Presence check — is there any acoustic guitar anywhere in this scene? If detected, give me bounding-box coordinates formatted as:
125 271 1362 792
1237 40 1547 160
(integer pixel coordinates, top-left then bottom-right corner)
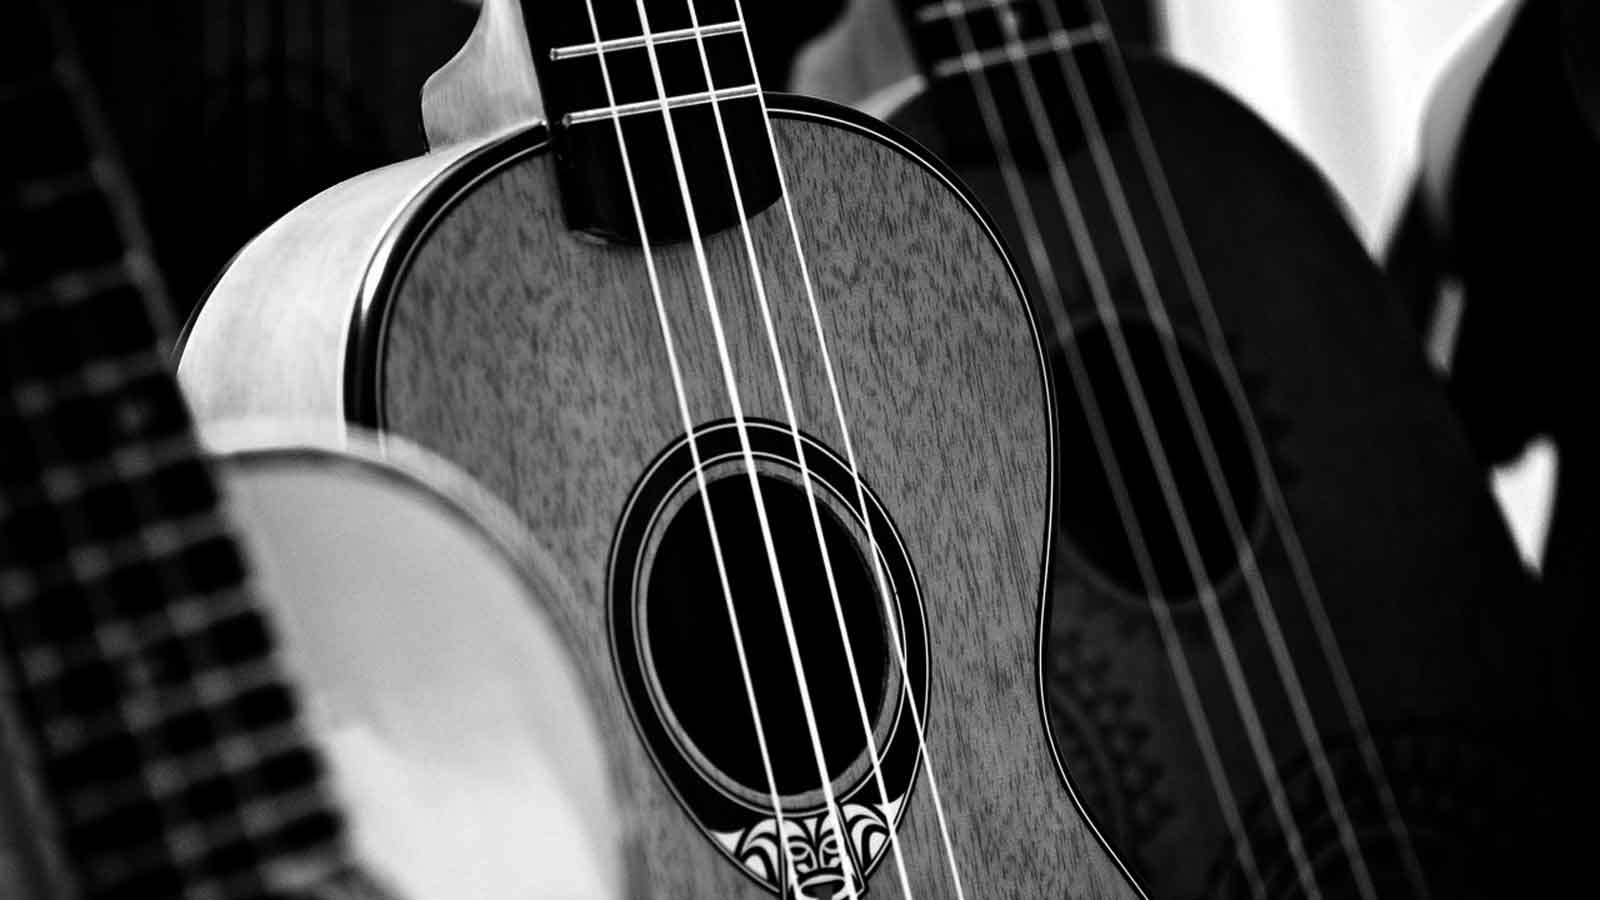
1 8 622 895
177 0 1158 897
793 1 1576 898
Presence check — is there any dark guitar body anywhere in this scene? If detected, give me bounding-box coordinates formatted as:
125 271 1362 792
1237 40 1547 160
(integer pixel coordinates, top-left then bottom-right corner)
1386 0 1597 701
883 46 1570 898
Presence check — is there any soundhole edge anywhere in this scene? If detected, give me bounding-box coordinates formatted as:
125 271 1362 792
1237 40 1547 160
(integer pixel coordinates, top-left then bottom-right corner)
638 457 905 811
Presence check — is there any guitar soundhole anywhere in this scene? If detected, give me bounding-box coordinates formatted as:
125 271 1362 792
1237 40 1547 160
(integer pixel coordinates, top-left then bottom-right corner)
611 421 928 891
644 470 892 799
1056 318 1265 603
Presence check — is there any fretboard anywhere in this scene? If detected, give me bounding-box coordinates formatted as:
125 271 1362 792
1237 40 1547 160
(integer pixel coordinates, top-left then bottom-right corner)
0 5 370 897
532 0 754 125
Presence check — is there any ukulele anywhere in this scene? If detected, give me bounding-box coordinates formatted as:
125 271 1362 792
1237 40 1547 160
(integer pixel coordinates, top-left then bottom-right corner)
793 2 1575 898
179 0 1152 897
1 7 623 896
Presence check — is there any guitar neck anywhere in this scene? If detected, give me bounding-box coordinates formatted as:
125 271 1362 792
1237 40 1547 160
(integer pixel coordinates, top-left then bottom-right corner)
0 6 367 898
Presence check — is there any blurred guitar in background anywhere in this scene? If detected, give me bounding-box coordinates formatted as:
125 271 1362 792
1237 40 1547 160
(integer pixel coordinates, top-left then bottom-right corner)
1 5 624 895
1385 0 1597 842
13 0 1590 897
794 1 1575 897
43 0 870 327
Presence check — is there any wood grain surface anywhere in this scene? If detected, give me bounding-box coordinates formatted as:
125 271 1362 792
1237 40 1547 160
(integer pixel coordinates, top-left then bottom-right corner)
373 107 1141 899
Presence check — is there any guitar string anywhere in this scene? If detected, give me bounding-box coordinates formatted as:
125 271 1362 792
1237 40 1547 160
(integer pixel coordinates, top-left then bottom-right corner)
17 10 331 888
1073 1 1431 895
941 2 1313 896
1025 3 1381 898
574 0 802 889
623 3 862 895
923 13 1273 899
992 1 1380 897
675 1 927 896
727 0 979 891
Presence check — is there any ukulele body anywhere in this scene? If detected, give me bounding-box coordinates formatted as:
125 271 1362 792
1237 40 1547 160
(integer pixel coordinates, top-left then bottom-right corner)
179 97 1143 899
810 37 1562 898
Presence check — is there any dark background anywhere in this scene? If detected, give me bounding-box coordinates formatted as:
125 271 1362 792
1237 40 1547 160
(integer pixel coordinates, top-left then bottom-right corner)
53 0 1156 326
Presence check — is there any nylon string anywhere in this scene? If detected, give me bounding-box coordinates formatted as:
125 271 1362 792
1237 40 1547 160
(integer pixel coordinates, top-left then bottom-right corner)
672 0 934 896
1074 1 1431 895
625 3 861 896
575 0 801 888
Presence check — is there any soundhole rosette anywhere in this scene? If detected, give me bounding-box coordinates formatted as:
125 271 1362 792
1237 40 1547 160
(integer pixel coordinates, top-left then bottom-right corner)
608 420 928 898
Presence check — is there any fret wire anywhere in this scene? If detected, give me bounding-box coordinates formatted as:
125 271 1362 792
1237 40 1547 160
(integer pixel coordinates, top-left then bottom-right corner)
564 84 761 126
549 20 744 61
914 0 1021 24
931 23 1109 79
0 264 139 326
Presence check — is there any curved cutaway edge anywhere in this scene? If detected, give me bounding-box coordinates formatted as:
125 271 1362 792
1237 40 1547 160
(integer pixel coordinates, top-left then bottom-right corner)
341 90 1148 899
